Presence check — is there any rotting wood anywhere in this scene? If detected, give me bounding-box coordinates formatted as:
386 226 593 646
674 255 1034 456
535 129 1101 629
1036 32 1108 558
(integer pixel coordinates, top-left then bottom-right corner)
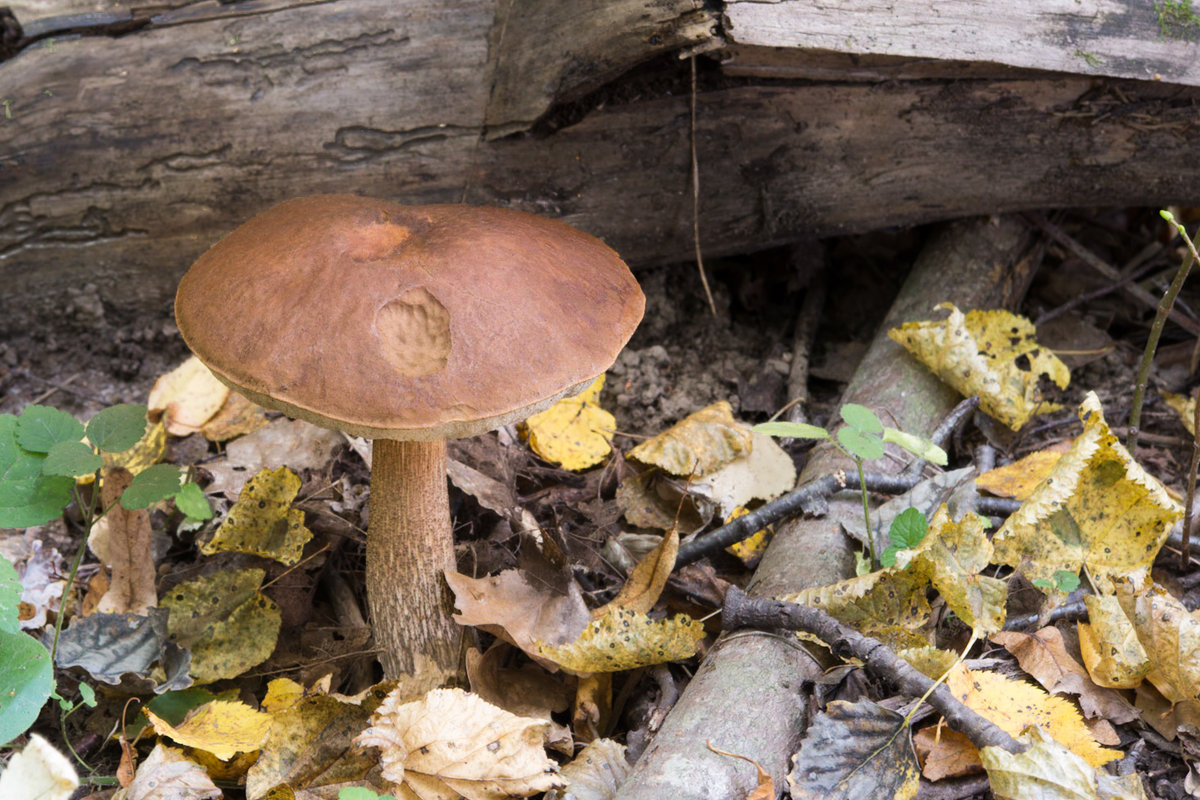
612 216 1037 800
5 0 1200 332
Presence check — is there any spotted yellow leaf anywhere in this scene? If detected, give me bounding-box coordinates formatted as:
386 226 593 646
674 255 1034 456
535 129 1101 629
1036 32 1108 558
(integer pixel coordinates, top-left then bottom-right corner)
946 664 1119 769
1116 579 1200 713
992 392 1181 592
535 607 705 673
724 507 772 567
906 508 1007 635
627 401 753 477
783 568 933 652
144 700 270 761
889 303 1069 430
201 467 312 565
522 376 615 471
1078 594 1150 690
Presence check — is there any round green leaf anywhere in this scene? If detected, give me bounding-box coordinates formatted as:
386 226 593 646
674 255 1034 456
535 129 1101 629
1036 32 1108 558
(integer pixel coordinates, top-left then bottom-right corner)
839 403 883 434
837 427 884 461
42 441 102 478
0 630 54 746
174 482 213 521
0 556 22 635
0 415 45 483
86 404 149 453
882 427 948 466
752 421 830 440
0 474 74 528
16 406 85 454
122 464 184 510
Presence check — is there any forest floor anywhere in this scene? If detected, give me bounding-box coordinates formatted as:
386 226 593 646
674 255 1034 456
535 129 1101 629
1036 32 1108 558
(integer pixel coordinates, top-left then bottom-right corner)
2 207 1198 800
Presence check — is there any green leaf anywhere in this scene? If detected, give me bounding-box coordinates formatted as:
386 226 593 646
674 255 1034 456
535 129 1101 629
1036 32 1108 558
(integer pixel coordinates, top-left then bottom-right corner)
16 406 85 453
752 421 830 440
42 441 102 478
174 482 212 521
78 682 97 708
1053 570 1081 592
0 556 22 635
882 427 948 466
0 415 45 483
889 507 929 549
0 629 54 746
880 545 901 568
340 790 398 800
0 475 75 528
840 403 882 434
122 464 184 510
837 427 884 461
86 404 149 453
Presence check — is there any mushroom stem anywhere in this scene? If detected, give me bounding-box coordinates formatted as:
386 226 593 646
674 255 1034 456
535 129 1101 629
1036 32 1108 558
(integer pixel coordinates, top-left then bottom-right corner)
367 437 461 686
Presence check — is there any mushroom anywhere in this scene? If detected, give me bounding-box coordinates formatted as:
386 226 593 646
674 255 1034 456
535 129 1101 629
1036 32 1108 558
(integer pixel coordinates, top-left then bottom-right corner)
174 195 644 687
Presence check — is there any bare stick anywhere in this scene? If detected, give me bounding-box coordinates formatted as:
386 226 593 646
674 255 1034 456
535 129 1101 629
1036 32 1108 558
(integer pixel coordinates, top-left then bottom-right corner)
690 56 716 315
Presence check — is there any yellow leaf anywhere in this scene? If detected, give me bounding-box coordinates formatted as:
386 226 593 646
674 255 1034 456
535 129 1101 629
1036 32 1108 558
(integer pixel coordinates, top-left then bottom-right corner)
898 646 962 681
148 355 230 436
1163 391 1197 436
535 607 705 673
889 303 1069 430
355 687 564 800
724 507 772 567
627 401 753 477
201 467 312 565
202 392 271 442
603 528 678 616
908 507 1006 635
1116 579 1200 713
1077 594 1151 690
145 700 270 761
522 376 615 471
975 445 1069 501
784 568 933 652
946 665 1120 769
262 678 306 714
247 682 395 800
162 568 282 683
980 726 1147 800
992 392 1181 592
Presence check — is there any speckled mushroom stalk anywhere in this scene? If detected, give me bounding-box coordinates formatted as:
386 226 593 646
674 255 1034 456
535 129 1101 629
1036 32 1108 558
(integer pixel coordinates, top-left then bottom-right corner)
367 438 459 685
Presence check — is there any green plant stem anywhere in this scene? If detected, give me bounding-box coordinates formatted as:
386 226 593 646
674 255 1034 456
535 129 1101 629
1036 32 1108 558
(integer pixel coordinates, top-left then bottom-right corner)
855 457 875 567
1127 214 1200 454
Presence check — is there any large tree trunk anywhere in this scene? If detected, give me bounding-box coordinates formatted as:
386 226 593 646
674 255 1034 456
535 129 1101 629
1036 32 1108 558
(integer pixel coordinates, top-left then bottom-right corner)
3 0 1200 330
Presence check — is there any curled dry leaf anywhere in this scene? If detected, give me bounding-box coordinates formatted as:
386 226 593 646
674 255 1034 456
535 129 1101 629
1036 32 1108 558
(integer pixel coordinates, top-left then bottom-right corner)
148 355 230 437
888 303 1069 430
1163 391 1197 436
201 392 270 442
602 528 678 617
627 401 753 477
1115 579 1200 714
992 392 1181 592
355 687 564 800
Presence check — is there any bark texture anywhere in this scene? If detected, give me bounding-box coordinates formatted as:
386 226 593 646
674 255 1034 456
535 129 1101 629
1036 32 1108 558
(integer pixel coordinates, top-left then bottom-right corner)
612 216 1039 800
366 438 461 687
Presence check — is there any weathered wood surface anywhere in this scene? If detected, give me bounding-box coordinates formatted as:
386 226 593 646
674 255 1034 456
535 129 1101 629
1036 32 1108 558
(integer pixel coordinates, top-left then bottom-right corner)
4 0 1200 333
723 0 1200 85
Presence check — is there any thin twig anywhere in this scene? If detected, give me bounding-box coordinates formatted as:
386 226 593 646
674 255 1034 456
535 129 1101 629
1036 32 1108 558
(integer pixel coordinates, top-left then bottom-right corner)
785 256 825 425
1186 383 1200 570
690 56 716 316
1128 212 1200 454
722 587 1023 755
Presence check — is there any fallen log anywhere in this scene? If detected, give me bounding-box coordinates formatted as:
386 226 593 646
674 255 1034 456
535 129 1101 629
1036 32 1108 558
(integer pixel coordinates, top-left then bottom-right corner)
612 216 1038 800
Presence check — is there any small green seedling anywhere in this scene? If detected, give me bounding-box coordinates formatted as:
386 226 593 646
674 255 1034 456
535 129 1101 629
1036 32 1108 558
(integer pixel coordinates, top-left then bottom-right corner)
0 402 212 747
1032 570 1081 594
339 788 398 800
755 404 947 568
880 507 929 568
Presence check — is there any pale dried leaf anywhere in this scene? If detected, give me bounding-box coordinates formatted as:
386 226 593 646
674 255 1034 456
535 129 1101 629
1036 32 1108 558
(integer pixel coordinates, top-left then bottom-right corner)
545 738 630 800
355 687 564 800
204 419 345 496
627 401 753 477
1078 595 1151 690
126 744 221 800
980 726 1147 800
1116 579 1200 714
148 356 230 437
0 734 78 800
698 432 796 517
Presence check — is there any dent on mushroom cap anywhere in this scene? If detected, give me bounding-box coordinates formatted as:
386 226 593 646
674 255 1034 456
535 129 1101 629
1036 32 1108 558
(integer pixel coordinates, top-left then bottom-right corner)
346 218 411 261
376 287 452 377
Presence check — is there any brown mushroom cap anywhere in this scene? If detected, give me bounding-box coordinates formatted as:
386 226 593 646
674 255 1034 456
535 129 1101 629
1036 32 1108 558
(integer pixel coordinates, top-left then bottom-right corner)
175 195 644 439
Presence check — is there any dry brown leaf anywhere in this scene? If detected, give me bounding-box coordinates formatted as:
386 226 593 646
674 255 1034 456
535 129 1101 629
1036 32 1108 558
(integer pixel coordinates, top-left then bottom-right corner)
87 467 156 616
573 673 611 744
201 392 270 442
627 401 753 477
148 355 230 436
602 529 678 616
465 645 572 752
990 627 1138 724
912 725 983 781
446 569 590 665
355 687 564 800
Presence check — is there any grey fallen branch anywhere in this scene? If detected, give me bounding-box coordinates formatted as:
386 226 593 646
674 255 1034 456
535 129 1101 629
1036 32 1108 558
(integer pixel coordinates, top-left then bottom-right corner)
721 586 1023 755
